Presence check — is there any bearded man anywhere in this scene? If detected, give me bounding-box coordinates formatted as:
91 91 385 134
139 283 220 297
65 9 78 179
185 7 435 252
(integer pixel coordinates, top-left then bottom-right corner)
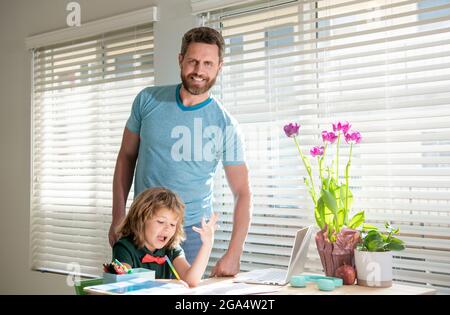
108 27 252 277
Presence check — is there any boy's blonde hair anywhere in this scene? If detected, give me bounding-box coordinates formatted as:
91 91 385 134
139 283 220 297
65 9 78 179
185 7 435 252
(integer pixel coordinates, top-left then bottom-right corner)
118 187 185 249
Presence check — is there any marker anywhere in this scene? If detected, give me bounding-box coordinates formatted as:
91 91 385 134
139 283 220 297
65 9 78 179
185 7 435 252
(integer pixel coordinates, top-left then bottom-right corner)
164 255 181 280
114 259 130 274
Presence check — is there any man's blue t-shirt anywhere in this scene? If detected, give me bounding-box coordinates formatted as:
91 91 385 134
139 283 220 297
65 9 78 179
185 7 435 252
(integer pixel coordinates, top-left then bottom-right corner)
126 84 245 226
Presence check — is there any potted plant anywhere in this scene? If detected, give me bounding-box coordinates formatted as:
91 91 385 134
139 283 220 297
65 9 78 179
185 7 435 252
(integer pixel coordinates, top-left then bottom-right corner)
283 121 366 277
354 222 405 287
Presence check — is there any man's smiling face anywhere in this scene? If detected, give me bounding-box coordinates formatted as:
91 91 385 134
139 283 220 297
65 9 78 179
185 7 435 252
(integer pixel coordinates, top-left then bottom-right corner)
179 42 222 95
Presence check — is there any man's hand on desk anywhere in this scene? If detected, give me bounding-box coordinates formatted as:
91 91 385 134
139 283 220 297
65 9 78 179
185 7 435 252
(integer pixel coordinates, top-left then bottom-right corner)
210 251 240 277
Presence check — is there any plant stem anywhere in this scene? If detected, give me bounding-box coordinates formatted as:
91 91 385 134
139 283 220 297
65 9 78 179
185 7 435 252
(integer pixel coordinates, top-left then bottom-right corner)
294 137 317 204
326 167 332 187
319 143 328 181
336 131 341 183
318 156 323 181
344 143 353 225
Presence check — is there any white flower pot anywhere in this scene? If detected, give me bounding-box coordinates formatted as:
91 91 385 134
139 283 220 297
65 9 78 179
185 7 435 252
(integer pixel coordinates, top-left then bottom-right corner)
354 249 393 288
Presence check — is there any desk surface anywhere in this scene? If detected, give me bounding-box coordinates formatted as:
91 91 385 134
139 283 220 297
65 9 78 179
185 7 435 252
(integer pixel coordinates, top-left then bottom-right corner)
198 276 436 295
85 273 436 295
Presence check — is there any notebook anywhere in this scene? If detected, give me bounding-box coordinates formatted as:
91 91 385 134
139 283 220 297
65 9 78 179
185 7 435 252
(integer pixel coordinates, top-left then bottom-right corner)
233 225 313 285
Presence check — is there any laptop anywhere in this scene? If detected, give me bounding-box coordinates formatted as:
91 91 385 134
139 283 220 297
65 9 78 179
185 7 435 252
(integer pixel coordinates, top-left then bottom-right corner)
233 225 313 285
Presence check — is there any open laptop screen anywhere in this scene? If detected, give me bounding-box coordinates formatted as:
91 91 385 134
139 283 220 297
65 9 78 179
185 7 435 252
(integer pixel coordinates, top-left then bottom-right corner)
233 225 313 285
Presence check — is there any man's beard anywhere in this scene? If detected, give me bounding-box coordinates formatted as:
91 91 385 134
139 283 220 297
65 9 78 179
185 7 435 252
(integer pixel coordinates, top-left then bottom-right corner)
180 72 217 95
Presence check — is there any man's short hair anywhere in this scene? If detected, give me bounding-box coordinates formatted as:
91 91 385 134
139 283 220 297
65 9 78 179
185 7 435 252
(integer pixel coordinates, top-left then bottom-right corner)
181 27 225 61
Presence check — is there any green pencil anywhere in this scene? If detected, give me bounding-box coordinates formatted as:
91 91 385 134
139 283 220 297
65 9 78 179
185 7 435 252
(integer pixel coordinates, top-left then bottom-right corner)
164 255 181 280
114 258 131 274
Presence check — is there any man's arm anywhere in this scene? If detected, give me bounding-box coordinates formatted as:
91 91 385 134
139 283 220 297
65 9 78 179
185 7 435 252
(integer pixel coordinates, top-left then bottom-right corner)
210 163 252 277
108 127 140 247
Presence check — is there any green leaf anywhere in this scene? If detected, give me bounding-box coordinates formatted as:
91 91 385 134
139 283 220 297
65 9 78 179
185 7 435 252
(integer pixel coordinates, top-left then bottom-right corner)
337 208 345 227
329 177 339 192
329 230 336 243
321 188 340 232
367 239 385 251
390 237 404 244
321 177 328 190
322 189 338 214
348 211 365 229
385 237 405 251
339 185 353 206
315 198 325 229
362 223 378 231
364 231 378 244
385 241 405 251
363 230 384 251
323 211 335 229
327 219 335 241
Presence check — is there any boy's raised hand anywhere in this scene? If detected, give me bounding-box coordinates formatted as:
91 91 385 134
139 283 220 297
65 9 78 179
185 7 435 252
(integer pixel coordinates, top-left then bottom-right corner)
192 212 219 247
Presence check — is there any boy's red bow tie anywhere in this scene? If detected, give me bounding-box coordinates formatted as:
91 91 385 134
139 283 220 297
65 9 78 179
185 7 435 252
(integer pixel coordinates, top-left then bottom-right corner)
141 254 166 264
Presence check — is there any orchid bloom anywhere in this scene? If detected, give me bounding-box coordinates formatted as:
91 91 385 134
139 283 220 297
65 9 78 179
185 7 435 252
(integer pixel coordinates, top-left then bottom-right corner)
332 121 351 134
322 131 338 144
345 131 362 144
310 146 325 157
283 123 300 138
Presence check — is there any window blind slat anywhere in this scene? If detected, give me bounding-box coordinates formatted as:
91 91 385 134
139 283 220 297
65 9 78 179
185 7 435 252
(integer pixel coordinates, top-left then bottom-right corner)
35 31 154 60
35 63 154 87
223 27 450 67
34 78 152 100
35 72 154 93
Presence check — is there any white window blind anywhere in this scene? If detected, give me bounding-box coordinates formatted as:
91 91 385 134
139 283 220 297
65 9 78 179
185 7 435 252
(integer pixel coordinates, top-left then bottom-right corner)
205 0 450 293
31 23 154 277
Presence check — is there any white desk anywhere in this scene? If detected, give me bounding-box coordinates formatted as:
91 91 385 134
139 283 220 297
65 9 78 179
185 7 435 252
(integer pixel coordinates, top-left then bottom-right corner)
84 273 436 295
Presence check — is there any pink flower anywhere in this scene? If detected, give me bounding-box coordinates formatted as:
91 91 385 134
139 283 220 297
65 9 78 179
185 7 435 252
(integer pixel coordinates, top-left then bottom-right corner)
283 123 300 138
310 146 325 157
345 131 362 144
332 121 351 134
322 131 338 144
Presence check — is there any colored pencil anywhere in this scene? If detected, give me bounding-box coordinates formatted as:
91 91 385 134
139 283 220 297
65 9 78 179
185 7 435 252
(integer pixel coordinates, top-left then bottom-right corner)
164 255 181 280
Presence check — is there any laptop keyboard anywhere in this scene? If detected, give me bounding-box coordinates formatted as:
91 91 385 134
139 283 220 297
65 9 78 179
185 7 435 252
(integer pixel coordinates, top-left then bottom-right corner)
256 269 287 282
237 268 287 284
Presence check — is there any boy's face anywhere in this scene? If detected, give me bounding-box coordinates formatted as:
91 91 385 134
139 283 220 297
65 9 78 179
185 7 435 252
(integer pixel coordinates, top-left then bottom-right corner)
144 207 179 251
179 42 223 95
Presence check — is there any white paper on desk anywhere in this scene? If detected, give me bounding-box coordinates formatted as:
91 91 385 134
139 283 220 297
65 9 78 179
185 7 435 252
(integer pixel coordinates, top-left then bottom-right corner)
190 281 281 295
126 283 191 295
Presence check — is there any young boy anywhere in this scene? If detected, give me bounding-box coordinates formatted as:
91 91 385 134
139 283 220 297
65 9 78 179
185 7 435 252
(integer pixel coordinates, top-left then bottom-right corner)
112 187 218 287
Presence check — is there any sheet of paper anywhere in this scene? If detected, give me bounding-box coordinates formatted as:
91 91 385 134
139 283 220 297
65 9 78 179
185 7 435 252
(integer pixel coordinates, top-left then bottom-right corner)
190 281 282 295
126 283 191 295
232 268 286 284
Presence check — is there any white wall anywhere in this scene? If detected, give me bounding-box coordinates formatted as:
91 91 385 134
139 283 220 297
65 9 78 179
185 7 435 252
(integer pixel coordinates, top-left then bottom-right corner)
0 0 196 294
